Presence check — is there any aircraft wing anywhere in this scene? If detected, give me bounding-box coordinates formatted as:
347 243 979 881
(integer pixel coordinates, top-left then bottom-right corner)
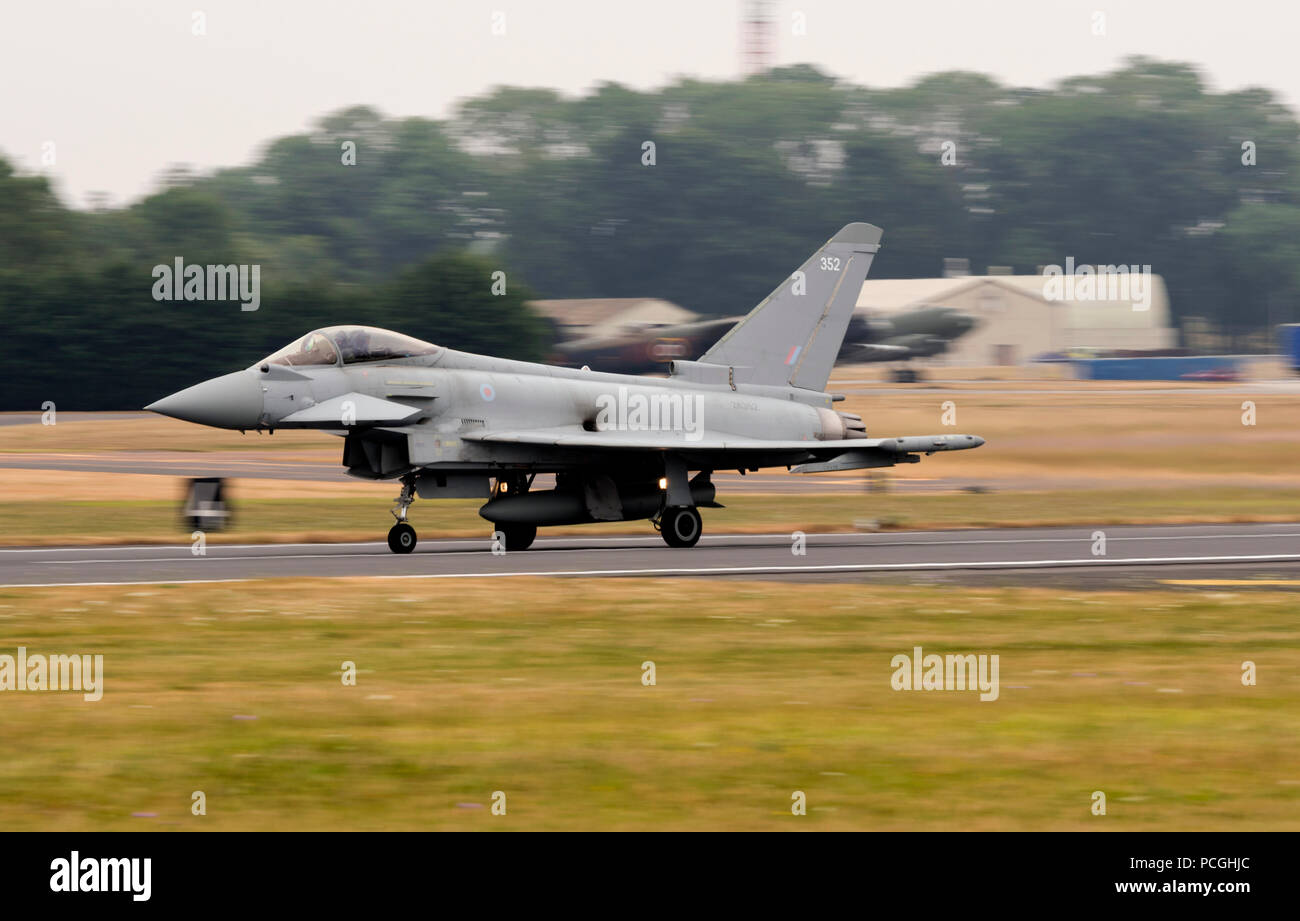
463 427 983 456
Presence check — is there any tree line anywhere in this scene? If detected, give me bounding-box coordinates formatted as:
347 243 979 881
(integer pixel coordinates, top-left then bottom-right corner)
2 56 1298 409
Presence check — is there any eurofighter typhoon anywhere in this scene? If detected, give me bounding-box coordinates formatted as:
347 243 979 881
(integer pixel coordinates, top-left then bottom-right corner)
146 224 984 551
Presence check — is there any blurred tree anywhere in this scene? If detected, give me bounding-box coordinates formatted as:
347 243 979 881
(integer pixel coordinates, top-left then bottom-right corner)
378 251 548 361
6 56 1300 408
0 159 81 268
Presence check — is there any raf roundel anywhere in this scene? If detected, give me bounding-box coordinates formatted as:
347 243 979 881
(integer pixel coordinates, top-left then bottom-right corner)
479 383 496 402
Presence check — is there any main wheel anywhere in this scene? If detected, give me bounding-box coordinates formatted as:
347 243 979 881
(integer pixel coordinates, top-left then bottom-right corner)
498 523 537 551
387 521 417 554
661 507 702 548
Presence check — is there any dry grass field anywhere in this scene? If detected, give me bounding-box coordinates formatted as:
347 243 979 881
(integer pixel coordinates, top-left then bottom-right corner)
0 578 1295 830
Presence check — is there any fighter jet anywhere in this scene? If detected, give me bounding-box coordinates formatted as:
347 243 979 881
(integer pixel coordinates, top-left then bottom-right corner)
146 223 984 552
838 305 976 363
552 316 747 374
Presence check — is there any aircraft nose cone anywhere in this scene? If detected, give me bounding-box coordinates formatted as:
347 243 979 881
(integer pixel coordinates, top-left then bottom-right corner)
145 370 263 429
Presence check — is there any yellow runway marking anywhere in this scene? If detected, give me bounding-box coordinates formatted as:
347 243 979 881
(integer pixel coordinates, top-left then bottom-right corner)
1160 579 1300 586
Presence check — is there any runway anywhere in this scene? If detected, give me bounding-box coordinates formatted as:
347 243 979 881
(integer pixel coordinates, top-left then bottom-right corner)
3 523 1300 589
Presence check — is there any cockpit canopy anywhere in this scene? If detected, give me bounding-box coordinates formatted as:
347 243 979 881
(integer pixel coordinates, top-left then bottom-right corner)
260 326 440 368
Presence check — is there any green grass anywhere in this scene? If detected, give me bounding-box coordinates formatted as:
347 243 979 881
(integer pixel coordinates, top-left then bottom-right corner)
0 579 1296 830
2 487 1299 545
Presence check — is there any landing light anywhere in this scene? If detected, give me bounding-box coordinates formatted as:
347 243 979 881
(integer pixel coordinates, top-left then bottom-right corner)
658 477 667 490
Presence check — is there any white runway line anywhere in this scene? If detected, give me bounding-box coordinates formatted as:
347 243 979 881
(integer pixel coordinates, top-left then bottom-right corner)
2 522 1297 554
25 528 1300 565
7 552 1300 588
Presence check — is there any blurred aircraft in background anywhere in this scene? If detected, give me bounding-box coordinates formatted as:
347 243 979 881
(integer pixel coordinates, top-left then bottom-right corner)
552 303 976 377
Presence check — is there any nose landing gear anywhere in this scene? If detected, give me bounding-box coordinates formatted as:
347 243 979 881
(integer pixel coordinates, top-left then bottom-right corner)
387 475 418 554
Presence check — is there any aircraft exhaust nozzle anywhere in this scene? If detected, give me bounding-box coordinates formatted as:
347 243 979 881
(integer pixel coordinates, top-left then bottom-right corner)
815 407 868 440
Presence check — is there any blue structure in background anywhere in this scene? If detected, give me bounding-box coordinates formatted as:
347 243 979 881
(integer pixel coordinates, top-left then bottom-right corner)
1280 324 1300 374
1072 356 1241 380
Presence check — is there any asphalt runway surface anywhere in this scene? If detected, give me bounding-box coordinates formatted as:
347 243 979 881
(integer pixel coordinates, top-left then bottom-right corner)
4 523 1300 590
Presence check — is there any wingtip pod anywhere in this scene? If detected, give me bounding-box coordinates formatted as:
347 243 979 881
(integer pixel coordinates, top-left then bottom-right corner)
874 434 985 453
831 222 884 247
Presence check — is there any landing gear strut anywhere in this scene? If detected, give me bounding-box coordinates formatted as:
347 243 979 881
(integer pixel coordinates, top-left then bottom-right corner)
493 471 532 498
387 476 417 554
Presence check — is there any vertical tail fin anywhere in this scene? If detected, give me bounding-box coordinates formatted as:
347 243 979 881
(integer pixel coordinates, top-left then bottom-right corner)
700 222 882 391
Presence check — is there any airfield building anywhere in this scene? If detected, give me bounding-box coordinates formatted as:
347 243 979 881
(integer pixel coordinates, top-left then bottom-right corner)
855 273 1177 365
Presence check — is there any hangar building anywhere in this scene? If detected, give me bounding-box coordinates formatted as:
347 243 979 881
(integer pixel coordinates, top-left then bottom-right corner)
854 273 1177 366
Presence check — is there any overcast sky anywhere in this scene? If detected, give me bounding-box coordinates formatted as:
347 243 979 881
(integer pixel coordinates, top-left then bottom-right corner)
2 0 1293 208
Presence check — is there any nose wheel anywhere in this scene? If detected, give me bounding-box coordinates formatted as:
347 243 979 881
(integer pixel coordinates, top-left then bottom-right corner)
388 521 417 554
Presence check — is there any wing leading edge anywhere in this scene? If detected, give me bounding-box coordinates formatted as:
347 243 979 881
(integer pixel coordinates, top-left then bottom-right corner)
462 426 983 456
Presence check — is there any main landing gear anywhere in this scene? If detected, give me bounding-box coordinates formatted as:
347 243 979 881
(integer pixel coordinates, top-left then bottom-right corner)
495 523 537 552
487 472 536 551
382 469 707 553
658 506 702 548
654 456 706 548
387 476 417 554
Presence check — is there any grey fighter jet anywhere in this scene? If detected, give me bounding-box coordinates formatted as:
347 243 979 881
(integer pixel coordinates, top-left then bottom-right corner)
146 223 984 552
